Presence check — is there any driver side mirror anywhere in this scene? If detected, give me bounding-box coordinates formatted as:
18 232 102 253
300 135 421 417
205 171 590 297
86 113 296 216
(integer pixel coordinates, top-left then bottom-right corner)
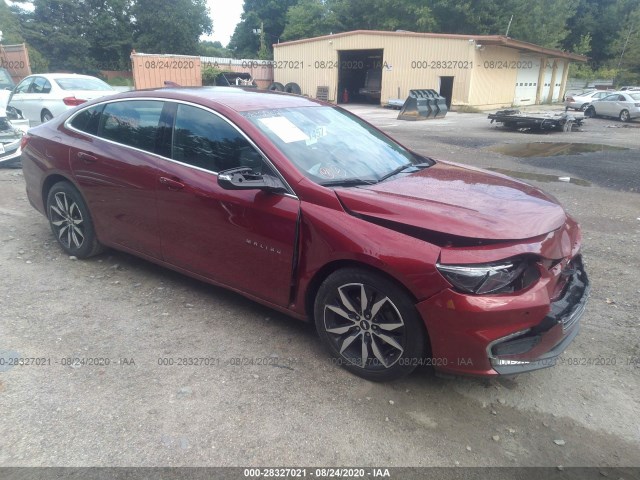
218 167 287 193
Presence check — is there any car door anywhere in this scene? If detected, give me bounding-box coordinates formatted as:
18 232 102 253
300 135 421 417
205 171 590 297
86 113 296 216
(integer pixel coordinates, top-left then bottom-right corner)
67 99 165 258
595 94 619 116
8 77 34 121
155 102 300 307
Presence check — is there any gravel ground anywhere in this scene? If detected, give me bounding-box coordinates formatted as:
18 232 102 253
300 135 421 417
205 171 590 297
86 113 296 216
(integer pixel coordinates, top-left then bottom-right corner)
0 105 639 471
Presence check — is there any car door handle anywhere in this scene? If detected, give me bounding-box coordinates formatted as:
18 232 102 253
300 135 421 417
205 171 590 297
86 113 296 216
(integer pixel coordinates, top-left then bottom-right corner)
77 151 98 163
159 176 185 190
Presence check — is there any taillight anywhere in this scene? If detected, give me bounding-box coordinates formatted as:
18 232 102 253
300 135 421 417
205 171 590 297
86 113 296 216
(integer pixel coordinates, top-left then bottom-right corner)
20 135 30 150
62 96 87 106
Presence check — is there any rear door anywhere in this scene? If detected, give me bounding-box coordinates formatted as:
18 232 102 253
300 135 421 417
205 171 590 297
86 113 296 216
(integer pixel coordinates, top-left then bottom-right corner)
155 102 299 307
595 94 619 116
68 99 165 258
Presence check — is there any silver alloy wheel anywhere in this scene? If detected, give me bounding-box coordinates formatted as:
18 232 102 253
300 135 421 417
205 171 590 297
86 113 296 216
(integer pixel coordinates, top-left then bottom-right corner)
620 110 630 122
323 282 405 369
49 192 85 249
42 110 53 122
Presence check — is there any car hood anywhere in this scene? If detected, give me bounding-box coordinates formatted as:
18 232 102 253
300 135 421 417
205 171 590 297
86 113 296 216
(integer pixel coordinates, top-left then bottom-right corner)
334 161 567 241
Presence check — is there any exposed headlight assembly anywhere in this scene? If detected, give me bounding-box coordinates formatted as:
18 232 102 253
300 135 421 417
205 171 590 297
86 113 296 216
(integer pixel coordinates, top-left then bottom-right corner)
436 258 538 295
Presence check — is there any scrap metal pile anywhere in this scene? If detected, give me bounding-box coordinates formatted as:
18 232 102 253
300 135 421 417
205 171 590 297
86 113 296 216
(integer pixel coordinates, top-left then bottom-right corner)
488 109 584 133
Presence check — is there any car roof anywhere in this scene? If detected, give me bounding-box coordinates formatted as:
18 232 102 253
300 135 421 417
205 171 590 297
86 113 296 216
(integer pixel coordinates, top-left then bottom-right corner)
24 73 103 80
112 87 326 113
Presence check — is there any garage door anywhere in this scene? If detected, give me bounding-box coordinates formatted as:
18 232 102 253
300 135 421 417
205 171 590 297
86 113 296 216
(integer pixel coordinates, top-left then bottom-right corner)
513 55 540 106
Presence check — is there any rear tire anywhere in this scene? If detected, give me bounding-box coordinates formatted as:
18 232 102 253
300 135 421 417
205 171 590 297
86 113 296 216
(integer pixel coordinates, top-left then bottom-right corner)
267 82 284 92
579 103 588 111
41 110 53 123
619 109 630 122
314 268 427 382
584 106 596 118
46 182 104 258
284 82 302 95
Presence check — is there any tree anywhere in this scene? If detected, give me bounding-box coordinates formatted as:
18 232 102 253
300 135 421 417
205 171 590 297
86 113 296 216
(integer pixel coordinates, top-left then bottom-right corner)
18 0 95 72
282 0 337 40
84 0 134 70
198 41 233 58
0 1 25 44
329 0 436 33
132 0 212 55
229 0 298 58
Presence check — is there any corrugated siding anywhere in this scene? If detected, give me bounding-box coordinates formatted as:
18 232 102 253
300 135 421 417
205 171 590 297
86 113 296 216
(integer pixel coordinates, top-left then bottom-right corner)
274 33 579 107
468 46 519 107
131 54 201 89
274 33 475 104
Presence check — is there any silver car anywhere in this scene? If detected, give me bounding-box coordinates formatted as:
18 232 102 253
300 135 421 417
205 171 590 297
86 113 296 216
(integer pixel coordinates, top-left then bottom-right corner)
564 90 611 111
8 73 114 124
0 106 26 167
586 91 640 122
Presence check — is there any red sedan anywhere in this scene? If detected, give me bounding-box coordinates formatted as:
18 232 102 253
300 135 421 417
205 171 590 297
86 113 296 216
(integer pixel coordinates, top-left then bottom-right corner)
20 87 590 381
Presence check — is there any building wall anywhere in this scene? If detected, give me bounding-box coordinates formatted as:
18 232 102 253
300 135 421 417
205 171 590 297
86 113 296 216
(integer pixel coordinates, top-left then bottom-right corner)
467 46 520 108
274 33 477 105
274 32 580 108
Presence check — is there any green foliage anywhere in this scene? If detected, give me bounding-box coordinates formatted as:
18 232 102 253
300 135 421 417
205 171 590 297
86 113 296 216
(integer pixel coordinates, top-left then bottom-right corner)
0 2 25 44
201 66 223 86
133 0 212 55
11 0 213 74
229 0 298 58
107 76 134 86
26 46 50 73
198 41 233 58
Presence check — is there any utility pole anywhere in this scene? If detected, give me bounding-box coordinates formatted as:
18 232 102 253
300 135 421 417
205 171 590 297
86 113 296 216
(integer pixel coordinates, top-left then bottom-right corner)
505 15 513 37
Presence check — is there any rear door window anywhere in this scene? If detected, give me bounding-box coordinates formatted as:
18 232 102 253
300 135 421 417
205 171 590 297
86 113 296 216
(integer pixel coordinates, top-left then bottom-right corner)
99 100 164 153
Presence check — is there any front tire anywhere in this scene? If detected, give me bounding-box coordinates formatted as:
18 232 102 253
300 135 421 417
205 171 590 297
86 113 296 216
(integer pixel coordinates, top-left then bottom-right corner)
619 109 630 122
314 268 426 381
46 182 104 258
584 106 596 118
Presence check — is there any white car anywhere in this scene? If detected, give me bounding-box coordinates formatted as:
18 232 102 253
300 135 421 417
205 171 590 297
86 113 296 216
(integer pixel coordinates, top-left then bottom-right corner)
586 91 640 122
563 90 611 111
8 73 115 124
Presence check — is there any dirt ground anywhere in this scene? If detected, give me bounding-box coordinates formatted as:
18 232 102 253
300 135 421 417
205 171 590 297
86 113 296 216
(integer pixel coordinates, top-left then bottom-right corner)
0 105 639 472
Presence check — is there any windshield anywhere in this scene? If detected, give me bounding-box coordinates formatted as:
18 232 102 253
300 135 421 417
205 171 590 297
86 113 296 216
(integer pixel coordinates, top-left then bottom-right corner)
244 106 430 185
55 77 113 91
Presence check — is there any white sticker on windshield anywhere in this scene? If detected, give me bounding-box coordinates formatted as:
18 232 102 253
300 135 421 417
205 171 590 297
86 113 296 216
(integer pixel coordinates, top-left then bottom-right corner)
259 116 309 143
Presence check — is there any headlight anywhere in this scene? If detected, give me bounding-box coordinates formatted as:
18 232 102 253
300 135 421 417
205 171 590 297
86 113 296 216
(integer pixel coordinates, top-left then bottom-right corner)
436 258 538 295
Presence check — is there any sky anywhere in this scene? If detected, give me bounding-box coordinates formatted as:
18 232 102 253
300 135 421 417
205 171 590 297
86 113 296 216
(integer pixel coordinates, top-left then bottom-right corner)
204 0 244 47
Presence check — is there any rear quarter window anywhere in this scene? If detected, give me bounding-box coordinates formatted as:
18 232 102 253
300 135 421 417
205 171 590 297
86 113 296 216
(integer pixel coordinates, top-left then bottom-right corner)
70 104 105 136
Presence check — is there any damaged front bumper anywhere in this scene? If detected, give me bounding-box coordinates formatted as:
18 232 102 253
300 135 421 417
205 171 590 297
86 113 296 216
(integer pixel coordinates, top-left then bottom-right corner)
417 254 590 376
488 255 590 374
